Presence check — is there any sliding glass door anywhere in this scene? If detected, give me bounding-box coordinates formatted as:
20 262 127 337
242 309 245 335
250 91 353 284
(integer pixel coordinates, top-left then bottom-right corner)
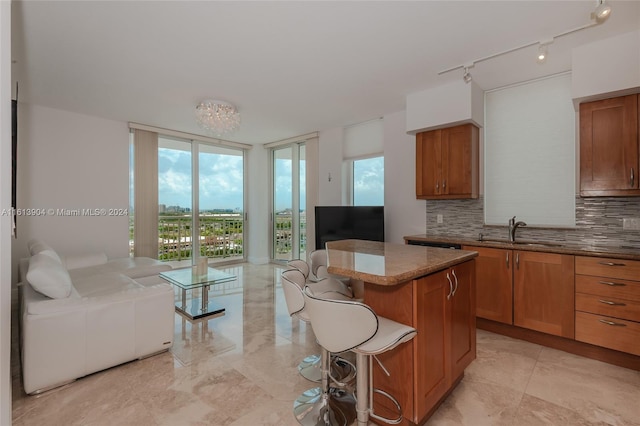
158 136 245 263
272 143 306 262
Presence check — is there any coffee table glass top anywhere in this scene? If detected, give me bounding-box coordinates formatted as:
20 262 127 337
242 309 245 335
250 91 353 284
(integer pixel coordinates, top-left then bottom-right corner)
160 267 237 290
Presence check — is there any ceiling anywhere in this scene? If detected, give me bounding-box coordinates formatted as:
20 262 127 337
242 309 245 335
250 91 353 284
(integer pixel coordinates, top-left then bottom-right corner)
11 1 640 145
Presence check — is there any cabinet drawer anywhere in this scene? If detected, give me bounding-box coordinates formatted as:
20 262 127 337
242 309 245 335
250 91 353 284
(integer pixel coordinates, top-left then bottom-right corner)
575 275 640 302
575 311 640 356
575 256 640 281
576 293 640 322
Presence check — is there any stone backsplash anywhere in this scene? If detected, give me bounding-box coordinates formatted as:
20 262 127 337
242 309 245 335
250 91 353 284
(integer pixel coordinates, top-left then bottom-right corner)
425 196 640 251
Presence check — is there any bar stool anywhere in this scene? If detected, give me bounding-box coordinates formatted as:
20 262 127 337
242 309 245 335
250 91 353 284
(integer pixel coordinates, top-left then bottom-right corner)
303 285 417 426
285 261 355 383
281 269 357 426
288 259 353 298
308 249 364 300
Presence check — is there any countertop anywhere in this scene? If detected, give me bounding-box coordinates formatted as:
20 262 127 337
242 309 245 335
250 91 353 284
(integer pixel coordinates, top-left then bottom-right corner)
403 234 640 261
325 239 478 286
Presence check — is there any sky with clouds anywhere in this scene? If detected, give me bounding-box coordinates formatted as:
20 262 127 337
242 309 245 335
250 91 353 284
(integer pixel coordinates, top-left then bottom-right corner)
156 142 383 212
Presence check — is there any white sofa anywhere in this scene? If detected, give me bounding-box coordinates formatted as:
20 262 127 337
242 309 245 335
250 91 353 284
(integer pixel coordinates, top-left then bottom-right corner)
19 240 175 394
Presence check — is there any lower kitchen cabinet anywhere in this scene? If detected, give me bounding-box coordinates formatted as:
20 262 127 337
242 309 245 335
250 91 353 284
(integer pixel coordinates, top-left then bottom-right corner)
462 245 512 324
513 251 575 338
575 256 640 356
465 246 575 338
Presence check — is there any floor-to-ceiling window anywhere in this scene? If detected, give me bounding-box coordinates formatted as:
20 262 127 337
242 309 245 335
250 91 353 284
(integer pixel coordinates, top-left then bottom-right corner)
130 125 247 264
271 143 306 262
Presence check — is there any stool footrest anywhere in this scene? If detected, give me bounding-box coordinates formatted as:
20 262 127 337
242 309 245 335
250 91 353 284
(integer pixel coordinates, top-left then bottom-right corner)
368 388 403 425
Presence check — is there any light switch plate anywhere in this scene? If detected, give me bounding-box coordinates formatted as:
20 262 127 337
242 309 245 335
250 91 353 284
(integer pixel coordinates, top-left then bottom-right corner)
437 214 443 224
623 218 640 230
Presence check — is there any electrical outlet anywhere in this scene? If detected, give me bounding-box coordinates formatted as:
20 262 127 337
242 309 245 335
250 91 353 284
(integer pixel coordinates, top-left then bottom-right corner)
623 218 640 230
437 214 443 224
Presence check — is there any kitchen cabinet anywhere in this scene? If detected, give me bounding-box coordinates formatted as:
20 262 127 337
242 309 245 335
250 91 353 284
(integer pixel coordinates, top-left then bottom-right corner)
415 260 475 422
575 256 640 356
462 245 512 324
463 246 575 338
580 94 639 196
513 251 575 338
416 123 479 199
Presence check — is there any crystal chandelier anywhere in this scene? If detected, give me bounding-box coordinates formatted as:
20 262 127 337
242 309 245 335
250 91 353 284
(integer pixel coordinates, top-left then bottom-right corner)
195 100 240 136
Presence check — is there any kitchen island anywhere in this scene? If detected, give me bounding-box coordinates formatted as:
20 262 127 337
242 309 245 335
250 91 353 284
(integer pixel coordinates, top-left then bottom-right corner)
325 240 478 425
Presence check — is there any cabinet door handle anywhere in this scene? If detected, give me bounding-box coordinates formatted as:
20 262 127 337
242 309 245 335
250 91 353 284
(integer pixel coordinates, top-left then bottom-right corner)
506 252 509 269
598 261 626 267
598 299 627 306
435 181 439 192
599 319 627 327
446 273 453 300
442 179 446 190
452 269 459 296
631 167 635 187
598 280 626 287
515 253 520 269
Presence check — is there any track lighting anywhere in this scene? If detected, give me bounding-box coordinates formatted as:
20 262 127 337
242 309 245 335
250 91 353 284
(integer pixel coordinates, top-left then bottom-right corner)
593 0 612 22
439 4 610 79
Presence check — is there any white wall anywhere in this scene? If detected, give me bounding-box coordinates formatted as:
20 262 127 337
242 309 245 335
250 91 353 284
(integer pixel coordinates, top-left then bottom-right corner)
383 110 426 243
318 127 343 205
247 146 269 264
0 1 12 423
406 80 484 134
11 104 129 278
572 30 640 103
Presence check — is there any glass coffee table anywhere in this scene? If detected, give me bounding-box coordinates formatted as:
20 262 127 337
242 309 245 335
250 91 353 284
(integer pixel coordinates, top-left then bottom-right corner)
160 267 237 320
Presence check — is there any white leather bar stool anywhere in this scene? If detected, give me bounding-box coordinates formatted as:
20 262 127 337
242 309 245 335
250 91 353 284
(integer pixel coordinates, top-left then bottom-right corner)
281 269 357 426
309 249 364 300
285 260 355 383
303 285 417 426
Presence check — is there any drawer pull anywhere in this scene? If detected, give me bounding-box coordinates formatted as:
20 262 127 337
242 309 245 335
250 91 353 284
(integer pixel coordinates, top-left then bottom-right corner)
598 280 626 287
598 299 626 307
598 261 626 267
599 319 627 327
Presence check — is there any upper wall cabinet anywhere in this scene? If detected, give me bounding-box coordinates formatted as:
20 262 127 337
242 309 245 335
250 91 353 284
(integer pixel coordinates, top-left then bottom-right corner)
580 94 639 196
416 123 479 200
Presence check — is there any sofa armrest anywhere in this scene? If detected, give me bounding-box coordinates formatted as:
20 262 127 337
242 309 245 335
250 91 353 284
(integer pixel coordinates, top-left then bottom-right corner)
62 252 108 270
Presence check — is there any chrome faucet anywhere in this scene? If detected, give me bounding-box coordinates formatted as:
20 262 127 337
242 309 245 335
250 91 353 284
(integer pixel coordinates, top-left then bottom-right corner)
508 216 527 242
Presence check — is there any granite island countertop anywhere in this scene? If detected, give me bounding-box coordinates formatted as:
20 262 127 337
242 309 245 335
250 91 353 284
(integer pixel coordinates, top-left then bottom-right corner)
403 234 640 261
325 239 478 286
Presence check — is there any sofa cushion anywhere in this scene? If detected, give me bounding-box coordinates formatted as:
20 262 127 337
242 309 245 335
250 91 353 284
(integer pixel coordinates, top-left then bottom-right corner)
26 253 73 299
71 272 143 297
62 252 108 270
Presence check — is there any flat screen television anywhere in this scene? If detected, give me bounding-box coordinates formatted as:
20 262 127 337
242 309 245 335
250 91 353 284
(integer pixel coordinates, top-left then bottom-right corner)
315 206 384 250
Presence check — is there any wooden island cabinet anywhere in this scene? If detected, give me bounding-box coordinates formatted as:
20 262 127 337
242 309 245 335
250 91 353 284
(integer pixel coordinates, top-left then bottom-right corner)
326 240 477 425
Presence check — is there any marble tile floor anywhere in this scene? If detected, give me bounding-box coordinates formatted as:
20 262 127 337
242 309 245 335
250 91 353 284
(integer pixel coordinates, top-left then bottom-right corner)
11 263 640 426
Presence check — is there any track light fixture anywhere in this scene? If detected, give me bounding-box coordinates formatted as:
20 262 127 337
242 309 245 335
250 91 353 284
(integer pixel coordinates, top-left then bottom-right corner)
593 0 612 22
536 39 553 64
462 64 473 83
536 45 547 63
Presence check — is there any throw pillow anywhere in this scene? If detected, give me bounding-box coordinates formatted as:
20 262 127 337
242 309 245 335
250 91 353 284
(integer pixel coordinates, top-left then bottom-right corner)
27 239 53 255
26 253 73 299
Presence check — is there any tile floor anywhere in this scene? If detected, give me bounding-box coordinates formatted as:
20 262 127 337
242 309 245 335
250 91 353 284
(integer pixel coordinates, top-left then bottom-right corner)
11 263 640 426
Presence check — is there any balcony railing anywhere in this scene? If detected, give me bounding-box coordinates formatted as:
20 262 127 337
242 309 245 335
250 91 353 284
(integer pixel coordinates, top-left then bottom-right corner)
129 212 306 262
130 214 244 261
